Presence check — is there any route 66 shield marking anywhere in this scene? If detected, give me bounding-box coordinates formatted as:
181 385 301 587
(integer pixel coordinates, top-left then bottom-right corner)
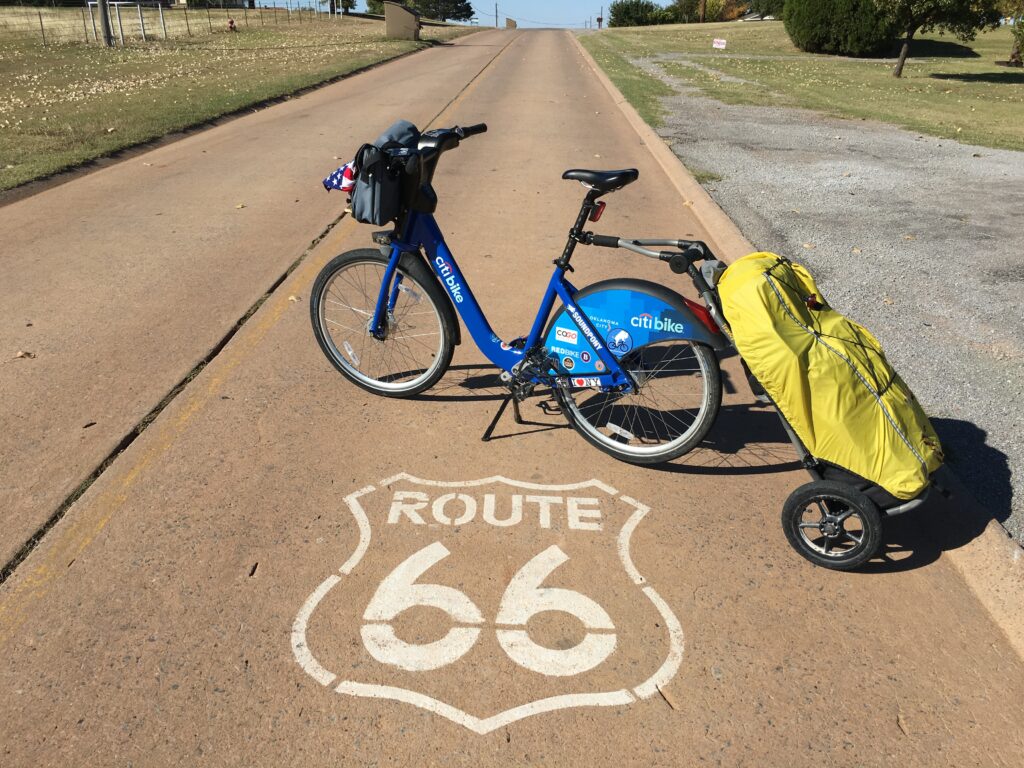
291 474 684 734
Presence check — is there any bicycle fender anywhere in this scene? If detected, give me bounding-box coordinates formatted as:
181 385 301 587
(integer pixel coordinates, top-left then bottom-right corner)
543 278 726 374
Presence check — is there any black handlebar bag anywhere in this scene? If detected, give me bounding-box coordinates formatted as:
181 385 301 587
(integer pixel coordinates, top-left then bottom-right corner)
350 120 421 226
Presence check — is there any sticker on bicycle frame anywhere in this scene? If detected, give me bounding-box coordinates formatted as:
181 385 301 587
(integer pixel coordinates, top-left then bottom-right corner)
606 329 633 355
291 475 684 735
580 351 592 364
555 327 578 345
595 360 606 372
562 356 575 371
571 377 603 388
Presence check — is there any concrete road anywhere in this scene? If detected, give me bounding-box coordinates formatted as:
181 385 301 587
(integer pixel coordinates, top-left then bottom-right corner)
0 28 513 567
2 30 1022 767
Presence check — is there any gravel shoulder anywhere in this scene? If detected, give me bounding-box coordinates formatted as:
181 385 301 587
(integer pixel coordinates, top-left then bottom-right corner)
638 55 1024 543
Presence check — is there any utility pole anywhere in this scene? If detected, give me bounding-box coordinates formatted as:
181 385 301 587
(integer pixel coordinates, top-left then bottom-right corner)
597 6 603 29
97 0 113 46
494 3 498 28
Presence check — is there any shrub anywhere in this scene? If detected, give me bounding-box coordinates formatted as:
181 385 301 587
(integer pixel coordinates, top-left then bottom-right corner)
610 0 674 26
750 0 786 16
783 0 896 57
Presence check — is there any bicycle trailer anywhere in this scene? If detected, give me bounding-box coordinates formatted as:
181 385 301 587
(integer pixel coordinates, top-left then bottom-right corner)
716 252 944 568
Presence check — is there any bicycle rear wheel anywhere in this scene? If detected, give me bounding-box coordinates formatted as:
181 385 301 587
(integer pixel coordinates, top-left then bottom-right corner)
310 249 456 397
555 339 721 464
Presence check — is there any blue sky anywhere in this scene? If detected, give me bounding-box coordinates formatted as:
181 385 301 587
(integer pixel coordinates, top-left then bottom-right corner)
357 1 607 28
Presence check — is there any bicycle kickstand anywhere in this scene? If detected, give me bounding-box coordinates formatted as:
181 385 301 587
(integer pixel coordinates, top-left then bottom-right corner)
480 395 530 442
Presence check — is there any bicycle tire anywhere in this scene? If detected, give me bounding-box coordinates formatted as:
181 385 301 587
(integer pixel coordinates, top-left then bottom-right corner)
554 339 722 465
310 249 456 397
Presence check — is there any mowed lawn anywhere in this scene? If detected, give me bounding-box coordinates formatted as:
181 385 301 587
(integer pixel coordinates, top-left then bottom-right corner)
0 16 472 192
579 21 1024 151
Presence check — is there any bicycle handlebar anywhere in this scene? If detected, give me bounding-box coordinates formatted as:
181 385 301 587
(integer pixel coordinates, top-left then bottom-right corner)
456 123 488 138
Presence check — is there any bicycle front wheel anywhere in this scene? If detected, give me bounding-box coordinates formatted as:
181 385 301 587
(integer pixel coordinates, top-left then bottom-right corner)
555 339 721 464
310 249 456 397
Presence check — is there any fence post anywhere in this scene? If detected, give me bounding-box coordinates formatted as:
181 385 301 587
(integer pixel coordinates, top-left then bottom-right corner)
159 4 167 39
90 5 98 41
184 6 191 36
81 6 90 42
115 4 125 46
37 10 46 46
206 7 212 33
137 4 146 42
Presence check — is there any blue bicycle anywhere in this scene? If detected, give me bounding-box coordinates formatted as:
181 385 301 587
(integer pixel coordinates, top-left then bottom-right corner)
311 123 730 464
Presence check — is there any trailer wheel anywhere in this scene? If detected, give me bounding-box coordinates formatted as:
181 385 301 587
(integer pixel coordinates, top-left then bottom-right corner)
782 481 883 570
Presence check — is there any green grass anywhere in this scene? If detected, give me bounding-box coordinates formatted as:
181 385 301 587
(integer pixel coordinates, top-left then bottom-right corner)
579 21 1024 151
0 15 472 191
578 30 675 126
690 168 723 184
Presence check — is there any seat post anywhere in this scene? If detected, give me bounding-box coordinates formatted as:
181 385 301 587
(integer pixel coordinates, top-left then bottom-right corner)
555 189 600 269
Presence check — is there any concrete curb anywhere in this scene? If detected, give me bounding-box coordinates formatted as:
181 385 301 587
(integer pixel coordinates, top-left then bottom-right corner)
568 30 1024 659
566 31 754 262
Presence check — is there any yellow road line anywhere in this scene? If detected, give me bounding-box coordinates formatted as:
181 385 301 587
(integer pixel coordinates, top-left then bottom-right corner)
0 215 359 647
0 32 516 643
425 31 520 129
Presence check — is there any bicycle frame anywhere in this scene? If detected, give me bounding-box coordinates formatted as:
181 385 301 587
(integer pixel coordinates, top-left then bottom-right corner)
369 210 634 391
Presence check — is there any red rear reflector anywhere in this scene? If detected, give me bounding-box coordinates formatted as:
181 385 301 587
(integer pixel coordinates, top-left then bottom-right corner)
589 201 606 222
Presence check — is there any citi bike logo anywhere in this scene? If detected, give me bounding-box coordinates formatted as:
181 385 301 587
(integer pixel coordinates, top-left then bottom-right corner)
631 312 685 334
434 256 464 304
566 305 603 351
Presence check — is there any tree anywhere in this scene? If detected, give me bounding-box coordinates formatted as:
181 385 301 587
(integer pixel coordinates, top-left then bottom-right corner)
366 0 385 13
1000 2 1024 65
671 0 729 20
750 0 786 15
411 0 474 20
609 0 676 26
342 0 356 12
878 0 1003 77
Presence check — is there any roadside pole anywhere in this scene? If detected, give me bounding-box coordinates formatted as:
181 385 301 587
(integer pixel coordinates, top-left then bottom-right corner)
159 3 167 39
98 0 114 46
37 10 46 45
115 3 125 45
184 6 191 36
90 4 98 41
81 6 89 42
137 4 147 42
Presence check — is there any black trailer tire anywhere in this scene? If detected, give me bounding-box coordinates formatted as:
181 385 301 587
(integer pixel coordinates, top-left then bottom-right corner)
782 481 883 570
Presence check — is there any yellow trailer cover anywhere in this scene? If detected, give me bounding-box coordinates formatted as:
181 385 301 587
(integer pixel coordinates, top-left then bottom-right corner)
718 253 942 500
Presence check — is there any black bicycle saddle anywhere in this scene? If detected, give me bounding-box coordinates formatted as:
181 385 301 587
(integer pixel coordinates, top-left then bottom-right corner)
562 168 639 193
